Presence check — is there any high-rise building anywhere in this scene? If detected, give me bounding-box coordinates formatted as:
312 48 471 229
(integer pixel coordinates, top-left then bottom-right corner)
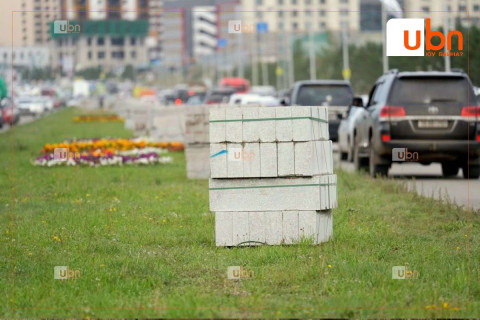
192 6 217 58
51 0 150 72
0 0 62 47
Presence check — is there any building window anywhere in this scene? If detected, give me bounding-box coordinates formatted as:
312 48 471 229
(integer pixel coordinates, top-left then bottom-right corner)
278 0 283 4
87 37 92 46
320 21 326 29
292 0 297 4
98 52 105 59
111 37 125 46
97 37 105 45
319 10 326 16
88 51 92 59
306 11 311 16
256 0 262 4
130 37 136 45
131 51 136 58
459 4 466 11
256 11 263 18
319 0 325 3
305 0 311 4
340 0 347 3
292 10 298 17
278 22 284 29
474 4 480 11
340 10 348 16
112 51 124 59
278 11 284 17
422 6 430 12
293 22 298 30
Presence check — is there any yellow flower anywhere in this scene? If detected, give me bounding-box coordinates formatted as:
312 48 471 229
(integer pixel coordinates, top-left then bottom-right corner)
456 246 460 250
41 220 46 224
86 194 90 197
162 219 166 224
443 302 449 309
327 264 332 268
5 229 8 234
28 252 32 256
100 264 105 267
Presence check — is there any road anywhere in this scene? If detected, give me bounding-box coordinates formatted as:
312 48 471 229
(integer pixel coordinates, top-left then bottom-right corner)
0 114 37 134
333 144 480 211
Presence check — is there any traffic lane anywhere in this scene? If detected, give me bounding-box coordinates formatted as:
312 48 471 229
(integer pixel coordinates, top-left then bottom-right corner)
0 114 36 133
333 144 480 211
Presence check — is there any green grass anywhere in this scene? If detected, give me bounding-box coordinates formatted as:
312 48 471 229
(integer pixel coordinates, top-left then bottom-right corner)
1 108 479 318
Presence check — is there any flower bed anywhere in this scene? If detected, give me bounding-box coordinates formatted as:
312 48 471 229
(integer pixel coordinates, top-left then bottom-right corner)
72 115 124 123
35 138 184 167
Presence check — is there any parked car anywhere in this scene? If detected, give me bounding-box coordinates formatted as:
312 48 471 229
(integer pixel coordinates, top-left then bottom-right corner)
39 96 54 111
229 93 280 106
204 88 235 104
352 69 480 179
338 97 366 161
284 80 354 141
16 96 45 115
1 98 20 126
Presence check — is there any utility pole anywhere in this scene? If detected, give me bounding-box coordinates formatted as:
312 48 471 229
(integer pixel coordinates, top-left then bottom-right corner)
444 3 451 72
308 26 316 80
342 22 350 80
381 2 388 73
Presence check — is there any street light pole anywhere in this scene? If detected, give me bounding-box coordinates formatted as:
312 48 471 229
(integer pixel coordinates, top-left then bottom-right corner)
381 2 388 73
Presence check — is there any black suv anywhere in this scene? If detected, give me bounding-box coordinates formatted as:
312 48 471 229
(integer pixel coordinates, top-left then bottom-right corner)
353 70 480 179
285 80 354 141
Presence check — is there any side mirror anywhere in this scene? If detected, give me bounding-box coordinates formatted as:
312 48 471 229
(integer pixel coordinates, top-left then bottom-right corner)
352 96 364 107
280 97 290 106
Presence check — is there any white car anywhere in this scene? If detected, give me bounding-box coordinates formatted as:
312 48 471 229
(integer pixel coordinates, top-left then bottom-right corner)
338 95 368 162
16 96 45 115
229 93 279 106
39 96 54 111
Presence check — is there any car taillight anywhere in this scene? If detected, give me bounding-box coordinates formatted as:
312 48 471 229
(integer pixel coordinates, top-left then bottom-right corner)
461 106 480 117
477 134 480 142
381 134 391 142
380 105 406 117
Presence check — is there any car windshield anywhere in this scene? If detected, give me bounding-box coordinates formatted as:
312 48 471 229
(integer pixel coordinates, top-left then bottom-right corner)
389 77 474 105
296 85 353 106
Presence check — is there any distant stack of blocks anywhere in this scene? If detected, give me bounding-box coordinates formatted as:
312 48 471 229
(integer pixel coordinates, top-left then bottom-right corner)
209 105 338 246
185 105 210 179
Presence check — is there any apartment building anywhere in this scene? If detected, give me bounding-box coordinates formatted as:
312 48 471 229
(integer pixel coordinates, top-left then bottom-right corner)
50 0 150 71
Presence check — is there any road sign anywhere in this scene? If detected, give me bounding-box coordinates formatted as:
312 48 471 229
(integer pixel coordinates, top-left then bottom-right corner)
217 38 227 48
256 22 268 34
342 68 351 79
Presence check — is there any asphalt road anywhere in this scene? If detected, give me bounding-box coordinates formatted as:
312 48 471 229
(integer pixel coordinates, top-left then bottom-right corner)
333 144 480 211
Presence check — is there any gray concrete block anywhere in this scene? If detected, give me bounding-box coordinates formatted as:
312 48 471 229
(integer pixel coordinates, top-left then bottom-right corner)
227 144 244 178
260 143 278 177
248 211 266 243
292 107 314 141
185 144 210 179
242 106 260 142
282 211 299 244
210 143 227 178
258 107 276 142
225 107 243 142
277 142 295 176
299 210 317 240
265 211 283 244
275 107 293 141
209 175 337 211
243 143 261 178
215 211 233 246
214 210 333 246
232 211 249 244
210 106 226 143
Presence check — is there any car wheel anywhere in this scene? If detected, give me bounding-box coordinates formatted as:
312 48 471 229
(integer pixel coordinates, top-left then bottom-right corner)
353 142 368 172
462 163 480 179
441 162 460 177
369 146 389 178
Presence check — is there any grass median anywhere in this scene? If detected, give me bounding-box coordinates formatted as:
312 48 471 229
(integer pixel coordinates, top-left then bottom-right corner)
0 107 478 318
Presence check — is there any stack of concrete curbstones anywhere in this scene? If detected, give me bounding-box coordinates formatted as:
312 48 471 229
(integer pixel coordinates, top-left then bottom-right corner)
209 105 338 246
185 105 210 179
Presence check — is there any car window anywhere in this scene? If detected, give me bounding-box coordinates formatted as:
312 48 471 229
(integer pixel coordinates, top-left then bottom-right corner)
369 82 384 106
296 85 353 106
